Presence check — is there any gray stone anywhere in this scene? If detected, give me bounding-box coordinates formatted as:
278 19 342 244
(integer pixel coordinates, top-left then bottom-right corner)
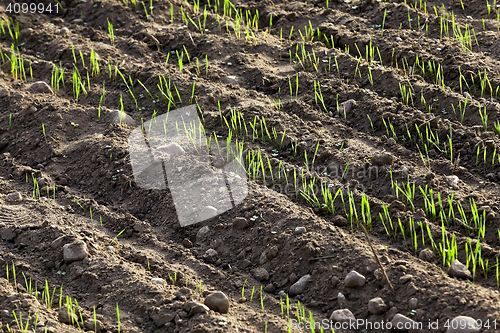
109 110 135 125
329 309 355 324
222 75 239 85
341 99 356 115
419 248 434 262
447 259 472 280
289 274 311 296
332 215 348 226
30 81 53 94
19 28 33 40
264 283 276 293
446 316 481 333
203 249 218 263
391 313 418 331
198 206 218 222
0 88 9 98
151 278 166 285
252 267 269 281
59 27 70 35
344 271 365 288
182 238 193 248
58 306 78 324
368 297 387 315
371 153 395 166
409 298 418 309
188 302 209 316
51 235 75 249
232 217 249 230
5 192 22 202
204 291 230 314
84 318 105 332
400 274 413 283
196 226 210 241
62 240 88 264
294 227 306 234
156 142 185 155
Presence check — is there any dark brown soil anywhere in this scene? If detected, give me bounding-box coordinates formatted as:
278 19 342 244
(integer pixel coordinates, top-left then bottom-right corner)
1 0 500 332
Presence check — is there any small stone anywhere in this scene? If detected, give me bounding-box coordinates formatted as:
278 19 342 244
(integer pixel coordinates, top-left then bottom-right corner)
198 206 218 222
409 298 418 309
109 110 135 125
0 88 9 98
196 226 210 241
188 302 209 316
62 239 88 264
264 283 276 293
203 248 218 263
446 175 459 186
332 215 348 226
156 142 185 155
294 227 306 234
400 274 413 283
51 235 75 249
204 291 230 314
267 245 279 259
329 309 356 324
232 217 249 230
331 276 340 286
371 153 395 166
5 192 22 202
447 259 472 280
419 248 434 262
151 278 166 285
395 36 402 42
222 75 239 85
59 27 70 35
344 271 365 288
289 273 298 284
58 306 78 324
182 238 193 248
30 81 53 94
387 137 396 145
389 200 406 211
446 316 481 333
341 99 356 115
374 269 383 280
19 28 33 40
391 313 418 331
84 318 104 332
252 267 269 281
368 297 387 315
289 274 311 296
72 19 83 23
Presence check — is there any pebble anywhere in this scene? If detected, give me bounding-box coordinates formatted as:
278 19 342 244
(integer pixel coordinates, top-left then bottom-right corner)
264 283 276 293
232 217 249 230
0 88 8 98
51 235 74 249
389 200 406 211
197 206 218 222
400 274 413 283
294 226 306 234
371 153 395 166
59 27 70 35
387 137 396 145
446 316 480 333
341 99 356 114
447 259 472 280
62 239 88 264
391 313 417 331
188 302 209 316
72 19 83 23
374 268 383 280
332 215 347 226
419 248 434 262
196 226 210 241
5 192 22 202
58 306 78 324
203 248 218 263
109 110 135 125
329 309 355 324
19 28 33 40
204 291 230 314
182 238 193 248
446 175 459 186
252 267 269 281
222 75 239 85
156 142 185 155
289 274 311 296
84 318 104 332
395 36 402 42
409 297 418 309
151 278 166 285
368 297 387 315
30 81 53 94
344 271 365 288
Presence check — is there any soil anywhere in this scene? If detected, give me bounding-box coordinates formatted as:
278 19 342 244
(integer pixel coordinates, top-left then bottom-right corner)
0 0 500 332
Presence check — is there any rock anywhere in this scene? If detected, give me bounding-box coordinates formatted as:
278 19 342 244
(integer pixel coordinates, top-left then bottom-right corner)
289 274 311 296
198 206 218 221
409 298 418 309
151 278 166 285
150 309 175 327
395 36 402 42
419 248 434 262
252 267 269 281
329 309 356 324
203 249 218 263
331 276 340 286
59 27 70 35
368 297 387 315
332 215 348 226
259 252 267 265
289 273 298 284
264 283 276 293
373 269 383 280
156 142 185 155
204 291 230 314
196 226 210 241
5 192 22 202
391 313 418 331
371 153 394 166
267 246 279 260
182 238 193 248
389 200 406 211
84 318 105 332
232 217 249 230
400 274 413 283
446 175 459 186
387 137 396 145
294 226 306 234
344 271 365 288
62 240 88 264
446 316 481 333
341 99 356 115
51 235 75 249
188 302 209 316
58 306 78 324
0 88 8 98
19 28 33 40
72 19 83 23
1 228 16 241
109 110 135 125
222 75 239 85
30 81 53 94
447 259 472 280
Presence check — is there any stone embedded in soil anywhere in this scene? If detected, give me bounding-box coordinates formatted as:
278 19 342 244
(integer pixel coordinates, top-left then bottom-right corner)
151 278 166 285
58 306 79 324
1 228 16 241
409 298 418 309
5 192 22 202
62 239 88 264
84 318 105 332
182 238 193 248
341 99 356 114
30 81 53 94
329 309 356 324
0 88 9 98
400 274 413 283
57 27 70 35
419 248 434 262
222 75 239 85
344 271 366 288
289 274 311 296
188 302 210 316
109 110 136 125
252 267 269 281
371 153 395 166
332 215 348 226
150 308 175 327
368 297 387 315
446 175 460 187
447 259 472 280
391 314 417 331
264 283 276 293
294 226 306 234
156 142 185 155
232 217 249 230
196 226 210 241
204 291 230 314
446 316 481 333
51 235 75 249
198 206 218 221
